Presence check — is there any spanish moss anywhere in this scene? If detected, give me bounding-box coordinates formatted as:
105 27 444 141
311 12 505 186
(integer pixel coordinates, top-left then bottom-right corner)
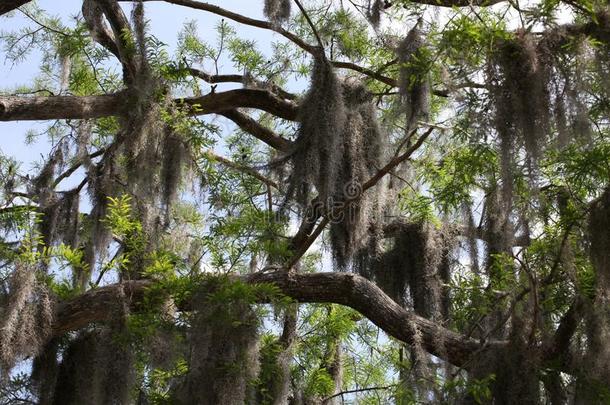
263 0 291 26
0 264 54 376
289 53 346 206
178 289 261 404
330 79 386 268
366 0 383 28
586 188 610 386
397 21 431 130
490 30 551 182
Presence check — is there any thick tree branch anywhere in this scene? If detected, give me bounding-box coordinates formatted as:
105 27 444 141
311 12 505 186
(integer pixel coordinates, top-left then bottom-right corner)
0 89 299 122
0 93 130 121
0 0 30 16
96 0 139 82
54 272 502 368
187 68 298 101
542 298 583 370
220 109 293 152
82 0 121 59
180 89 298 120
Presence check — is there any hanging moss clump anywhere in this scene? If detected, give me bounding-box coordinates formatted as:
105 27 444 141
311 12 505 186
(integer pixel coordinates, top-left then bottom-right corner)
51 331 101 405
490 30 551 185
287 54 388 268
366 0 383 28
482 186 514 275
288 53 347 207
584 188 610 386
31 147 75 250
81 151 119 286
51 287 134 405
177 283 261 404
361 222 456 321
0 263 55 377
38 190 81 252
329 79 386 269
31 339 60 405
264 0 291 26
255 310 296 405
397 21 431 131
161 129 191 222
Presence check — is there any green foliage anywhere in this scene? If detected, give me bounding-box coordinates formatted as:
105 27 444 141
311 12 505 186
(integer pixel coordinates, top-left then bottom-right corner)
255 333 285 404
145 360 189 404
305 368 336 398
576 262 597 300
439 10 510 67
422 143 497 212
1 2 609 403
450 272 492 331
104 195 142 239
227 31 265 73
320 9 371 60
545 140 610 198
396 189 438 224
443 374 495 404
197 275 292 311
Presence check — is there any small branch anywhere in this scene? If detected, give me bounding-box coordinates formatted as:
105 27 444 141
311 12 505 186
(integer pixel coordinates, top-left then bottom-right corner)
322 385 397 401
220 109 293 152
187 67 298 101
203 150 279 189
293 0 325 51
52 148 106 187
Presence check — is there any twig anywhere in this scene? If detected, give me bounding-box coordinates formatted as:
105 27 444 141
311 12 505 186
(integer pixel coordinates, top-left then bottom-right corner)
322 384 397 401
293 0 324 51
52 148 106 187
202 150 279 189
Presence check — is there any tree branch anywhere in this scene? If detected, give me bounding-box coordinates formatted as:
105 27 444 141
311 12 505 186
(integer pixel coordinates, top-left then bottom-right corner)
187 68 298 101
54 272 503 368
220 109 293 152
96 0 140 83
202 150 279 189
0 92 130 121
117 0 449 91
0 0 30 16
82 0 121 59
0 89 299 122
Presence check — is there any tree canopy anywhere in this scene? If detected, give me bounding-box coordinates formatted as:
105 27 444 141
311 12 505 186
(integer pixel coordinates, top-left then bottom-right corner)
0 0 609 403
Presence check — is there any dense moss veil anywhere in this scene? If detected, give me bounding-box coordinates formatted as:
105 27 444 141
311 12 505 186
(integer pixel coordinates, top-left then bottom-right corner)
0 0 608 404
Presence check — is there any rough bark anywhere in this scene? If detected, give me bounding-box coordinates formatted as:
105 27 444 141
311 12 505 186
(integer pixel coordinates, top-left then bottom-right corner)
0 89 298 122
54 272 498 369
0 0 30 15
221 109 293 152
